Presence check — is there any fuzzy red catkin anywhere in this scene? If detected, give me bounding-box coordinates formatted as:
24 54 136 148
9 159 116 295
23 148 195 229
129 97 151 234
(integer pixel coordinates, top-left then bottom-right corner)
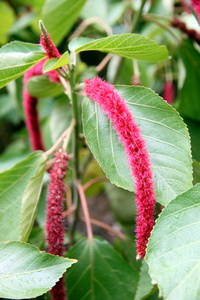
23 59 60 151
191 0 200 22
84 77 156 259
40 27 61 59
46 147 68 300
162 82 174 105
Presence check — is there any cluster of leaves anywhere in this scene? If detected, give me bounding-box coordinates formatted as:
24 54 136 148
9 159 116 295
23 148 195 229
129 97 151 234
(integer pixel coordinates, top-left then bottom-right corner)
0 0 200 299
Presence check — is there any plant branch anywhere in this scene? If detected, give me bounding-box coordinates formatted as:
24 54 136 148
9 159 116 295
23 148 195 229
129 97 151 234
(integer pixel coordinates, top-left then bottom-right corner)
45 128 70 157
96 53 113 73
83 177 108 191
77 182 93 241
80 216 126 240
143 15 181 43
69 17 113 41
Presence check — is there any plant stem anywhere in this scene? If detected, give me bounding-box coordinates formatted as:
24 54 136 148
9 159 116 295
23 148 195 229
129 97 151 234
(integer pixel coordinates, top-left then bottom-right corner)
83 177 108 191
143 15 181 43
45 128 70 157
77 182 93 241
68 72 80 243
80 216 126 240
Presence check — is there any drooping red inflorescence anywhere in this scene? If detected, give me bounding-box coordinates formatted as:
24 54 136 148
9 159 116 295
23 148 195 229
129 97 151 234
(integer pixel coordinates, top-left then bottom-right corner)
40 22 61 59
46 147 68 300
162 82 174 105
171 16 200 45
191 0 200 22
23 59 60 151
84 77 156 259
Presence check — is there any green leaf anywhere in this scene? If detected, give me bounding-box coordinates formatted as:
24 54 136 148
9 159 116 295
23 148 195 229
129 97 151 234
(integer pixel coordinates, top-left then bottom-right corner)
0 241 77 299
20 154 47 242
0 151 45 242
43 51 69 73
82 85 192 206
177 40 200 121
0 2 15 44
26 75 63 98
146 183 200 300
0 42 45 89
70 33 169 62
68 37 94 53
135 260 155 300
42 0 87 45
66 237 138 299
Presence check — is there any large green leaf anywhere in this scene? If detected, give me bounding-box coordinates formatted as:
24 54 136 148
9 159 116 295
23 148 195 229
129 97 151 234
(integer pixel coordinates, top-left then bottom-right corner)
146 183 200 300
82 85 192 206
0 241 76 299
20 154 47 242
27 75 63 98
42 0 87 45
177 40 200 121
69 34 169 62
0 42 45 89
66 237 138 300
0 151 45 242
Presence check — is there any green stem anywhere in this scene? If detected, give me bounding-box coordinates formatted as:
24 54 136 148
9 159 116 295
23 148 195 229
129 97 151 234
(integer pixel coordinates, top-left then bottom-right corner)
112 0 146 84
69 72 80 244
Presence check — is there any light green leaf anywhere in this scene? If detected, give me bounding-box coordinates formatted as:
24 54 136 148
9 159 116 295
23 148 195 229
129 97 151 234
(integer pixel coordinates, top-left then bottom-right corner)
42 0 87 45
0 151 45 242
0 2 15 44
66 237 138 299
26 75 63 98
146 183 200 300
82 85 192 206
135 260 155 300
20 154 47 242
70 33 169 62
0 241 77 299
43 51 69 73
0 42 45 89
69 37 94 53
177 40 200 121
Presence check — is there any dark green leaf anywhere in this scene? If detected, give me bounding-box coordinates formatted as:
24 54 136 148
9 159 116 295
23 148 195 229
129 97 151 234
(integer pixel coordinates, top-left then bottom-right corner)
0 151 45 242
82 85 192 206
193 160 200 185
177 40 200 121
70 34 169 62
0 241 76 299
66 237 138 300
42 0 87 45
146 183 200 300
27 75 63 98
20 154 47 242
0 42 45 89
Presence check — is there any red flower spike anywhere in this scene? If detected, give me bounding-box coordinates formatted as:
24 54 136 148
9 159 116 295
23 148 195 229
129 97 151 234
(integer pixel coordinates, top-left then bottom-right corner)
23 59 60 151
84 77 156 259
46 147 68 300
191 0 200 22
39 20 61 59
171 16 200 45
162 82 174 105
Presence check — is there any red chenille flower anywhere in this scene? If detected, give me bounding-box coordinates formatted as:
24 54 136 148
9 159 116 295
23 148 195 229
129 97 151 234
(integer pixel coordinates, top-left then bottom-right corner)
162 82 174 105
84 77 156 259
46 147 68 300
191 0 200 22
23 59 60 151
